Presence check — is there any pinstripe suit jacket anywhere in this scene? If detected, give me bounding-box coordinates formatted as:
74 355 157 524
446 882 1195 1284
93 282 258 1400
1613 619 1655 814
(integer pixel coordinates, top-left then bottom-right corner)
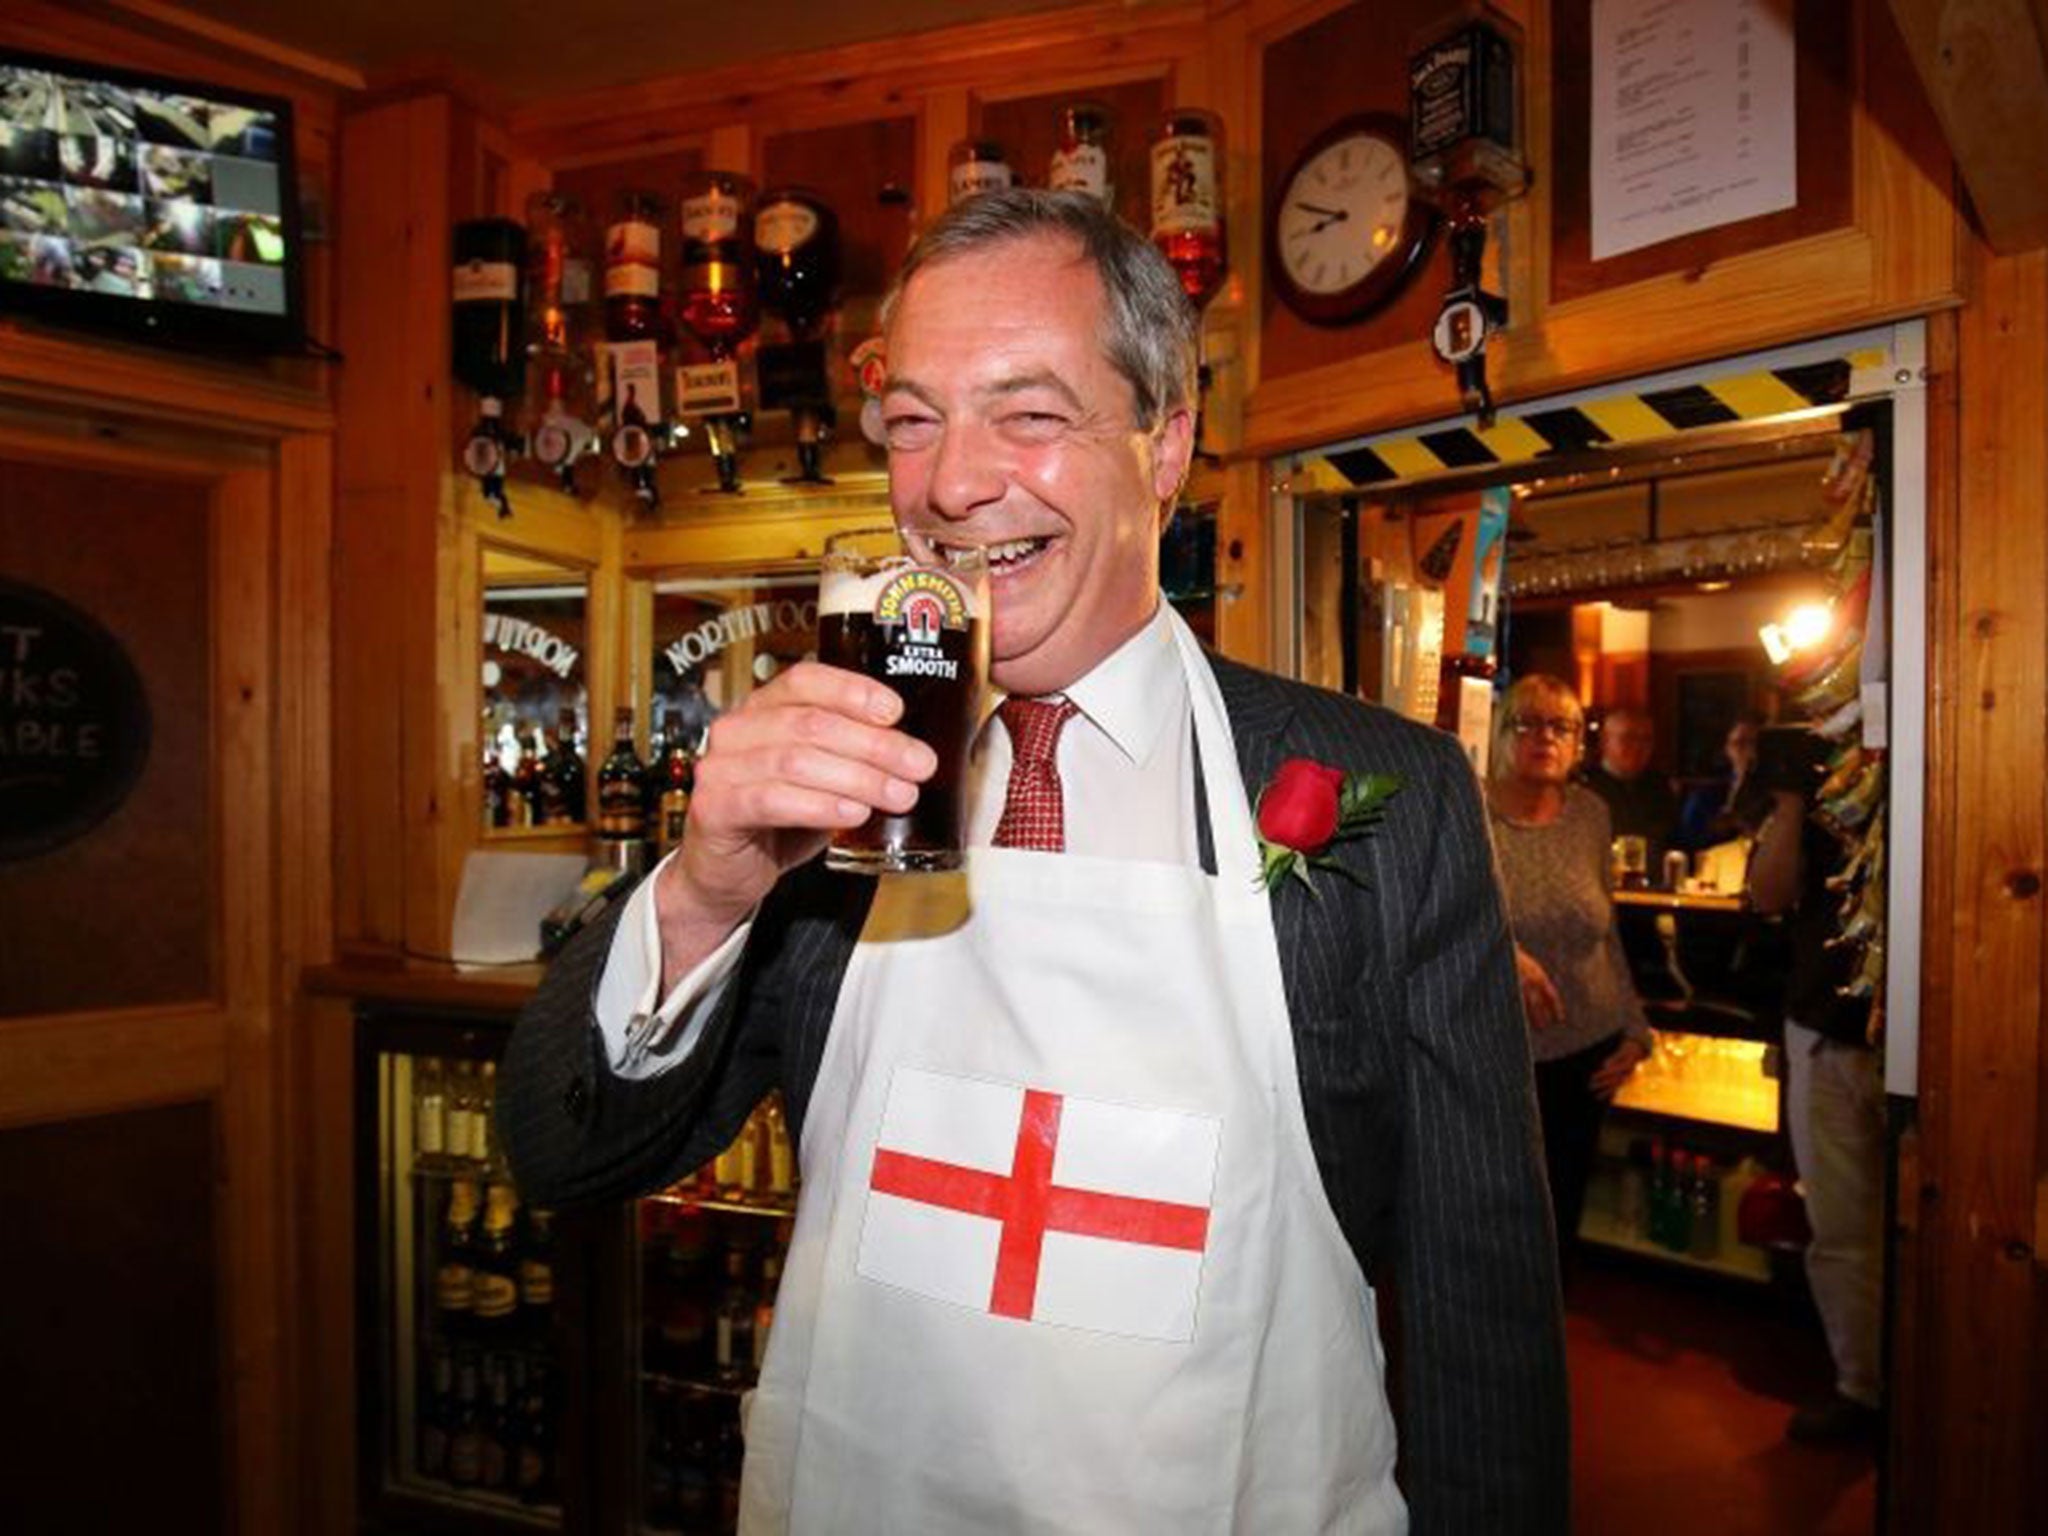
500 652 1569 1534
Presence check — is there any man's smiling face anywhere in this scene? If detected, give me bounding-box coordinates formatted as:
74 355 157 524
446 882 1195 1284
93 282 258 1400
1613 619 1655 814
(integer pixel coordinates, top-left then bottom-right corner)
880 232 1193 697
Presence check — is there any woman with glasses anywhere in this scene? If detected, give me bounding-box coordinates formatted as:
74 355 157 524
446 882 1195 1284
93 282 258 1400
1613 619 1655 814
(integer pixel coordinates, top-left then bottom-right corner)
1487 674 1654 1275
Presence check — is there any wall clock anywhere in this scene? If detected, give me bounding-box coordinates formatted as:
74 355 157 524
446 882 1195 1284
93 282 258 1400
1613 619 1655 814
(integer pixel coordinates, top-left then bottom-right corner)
1268 112 1436 326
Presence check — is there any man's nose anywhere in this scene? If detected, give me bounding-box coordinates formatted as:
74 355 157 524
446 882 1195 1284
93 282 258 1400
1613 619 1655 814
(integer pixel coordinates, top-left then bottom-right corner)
923 420 1006 521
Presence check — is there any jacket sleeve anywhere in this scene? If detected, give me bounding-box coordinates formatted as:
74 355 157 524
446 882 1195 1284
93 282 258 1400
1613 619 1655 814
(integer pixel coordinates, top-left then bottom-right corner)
496 891 783 1210
1396 734 1571 1533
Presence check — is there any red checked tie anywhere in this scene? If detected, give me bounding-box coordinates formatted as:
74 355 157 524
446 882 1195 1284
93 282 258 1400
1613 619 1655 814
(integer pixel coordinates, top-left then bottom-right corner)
993 697 1080 852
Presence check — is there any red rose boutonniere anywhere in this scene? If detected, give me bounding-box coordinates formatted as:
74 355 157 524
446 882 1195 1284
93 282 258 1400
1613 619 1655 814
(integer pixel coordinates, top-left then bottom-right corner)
1254 757 1403 895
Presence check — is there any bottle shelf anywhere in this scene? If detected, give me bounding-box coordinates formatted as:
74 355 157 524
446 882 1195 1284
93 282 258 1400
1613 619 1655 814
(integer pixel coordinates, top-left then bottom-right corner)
646 1191 796 1219
641 1369 749 1399
1579 1205 1772 1283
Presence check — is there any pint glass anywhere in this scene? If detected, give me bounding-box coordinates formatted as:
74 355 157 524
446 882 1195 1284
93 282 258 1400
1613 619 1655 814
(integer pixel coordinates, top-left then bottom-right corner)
819 526 989 873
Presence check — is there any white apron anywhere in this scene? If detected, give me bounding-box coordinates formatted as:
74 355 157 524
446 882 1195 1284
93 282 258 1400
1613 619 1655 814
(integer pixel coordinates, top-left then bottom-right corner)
740 613 1404 1534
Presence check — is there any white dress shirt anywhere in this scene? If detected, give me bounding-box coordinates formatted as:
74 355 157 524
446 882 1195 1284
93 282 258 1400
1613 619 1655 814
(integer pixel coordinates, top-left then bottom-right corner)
594 602 1197 1077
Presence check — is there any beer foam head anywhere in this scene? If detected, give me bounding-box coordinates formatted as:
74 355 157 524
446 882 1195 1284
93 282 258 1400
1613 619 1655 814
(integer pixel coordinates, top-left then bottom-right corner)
819 556 986 619
818 560 905 617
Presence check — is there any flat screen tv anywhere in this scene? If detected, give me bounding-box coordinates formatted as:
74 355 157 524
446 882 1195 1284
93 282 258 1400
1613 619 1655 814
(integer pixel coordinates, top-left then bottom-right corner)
0 48 304 355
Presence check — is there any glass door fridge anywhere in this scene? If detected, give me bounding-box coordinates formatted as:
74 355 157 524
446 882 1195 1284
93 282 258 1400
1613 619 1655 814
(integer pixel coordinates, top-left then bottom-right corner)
357 1004 593 1534
624 1097 796 1535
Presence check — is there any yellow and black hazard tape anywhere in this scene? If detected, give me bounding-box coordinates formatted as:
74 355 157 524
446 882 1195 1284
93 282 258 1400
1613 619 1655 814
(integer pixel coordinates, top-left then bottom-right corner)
1311 350 1882 489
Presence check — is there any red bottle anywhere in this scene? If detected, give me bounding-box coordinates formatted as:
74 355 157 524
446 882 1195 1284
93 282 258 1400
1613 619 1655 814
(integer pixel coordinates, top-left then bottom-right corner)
1150 109 1226 309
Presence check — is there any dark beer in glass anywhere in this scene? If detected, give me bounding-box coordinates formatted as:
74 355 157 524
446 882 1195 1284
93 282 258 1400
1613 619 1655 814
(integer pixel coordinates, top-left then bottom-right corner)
819 527 989 873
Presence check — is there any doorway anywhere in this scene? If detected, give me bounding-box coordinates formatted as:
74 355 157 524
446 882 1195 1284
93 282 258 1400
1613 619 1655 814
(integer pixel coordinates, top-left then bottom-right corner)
1279 324 1926 1534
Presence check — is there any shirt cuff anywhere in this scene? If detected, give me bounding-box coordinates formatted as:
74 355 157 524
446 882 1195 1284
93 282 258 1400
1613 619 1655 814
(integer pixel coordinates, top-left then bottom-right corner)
592 852 754 1080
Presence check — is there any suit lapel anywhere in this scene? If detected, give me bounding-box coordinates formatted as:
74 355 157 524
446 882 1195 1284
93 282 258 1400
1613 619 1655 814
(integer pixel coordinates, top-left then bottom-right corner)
1206 651 1296 813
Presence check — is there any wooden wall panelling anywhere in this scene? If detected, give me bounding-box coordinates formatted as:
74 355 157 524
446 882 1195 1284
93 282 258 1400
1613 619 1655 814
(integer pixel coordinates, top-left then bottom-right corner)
504 3 1207 164
335 97 440 952
296 992 358 1536
1898 241 2047 1532
272 427 335 1536
1243 0 1960 458
1255 0 1459 382
213 461 289 1536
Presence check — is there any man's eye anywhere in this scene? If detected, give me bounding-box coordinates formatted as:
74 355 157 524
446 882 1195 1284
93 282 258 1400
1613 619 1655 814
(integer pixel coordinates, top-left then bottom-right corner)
882 415 940 451
1000 412 1069 442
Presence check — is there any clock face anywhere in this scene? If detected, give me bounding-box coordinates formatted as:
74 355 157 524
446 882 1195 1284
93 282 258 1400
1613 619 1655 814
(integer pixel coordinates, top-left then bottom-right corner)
1270 114 1435 325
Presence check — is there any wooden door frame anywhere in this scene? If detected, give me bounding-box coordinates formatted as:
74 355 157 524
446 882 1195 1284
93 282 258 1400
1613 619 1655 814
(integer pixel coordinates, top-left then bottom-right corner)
0 403 332 1536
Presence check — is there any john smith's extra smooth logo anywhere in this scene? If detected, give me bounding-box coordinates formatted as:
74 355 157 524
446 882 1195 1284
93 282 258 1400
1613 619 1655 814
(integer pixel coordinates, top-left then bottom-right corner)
874 569 969 680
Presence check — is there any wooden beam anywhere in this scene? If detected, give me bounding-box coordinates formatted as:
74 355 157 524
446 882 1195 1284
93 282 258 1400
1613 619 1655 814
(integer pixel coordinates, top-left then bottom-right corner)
1889 0 2048 253
1902 236 2048 1530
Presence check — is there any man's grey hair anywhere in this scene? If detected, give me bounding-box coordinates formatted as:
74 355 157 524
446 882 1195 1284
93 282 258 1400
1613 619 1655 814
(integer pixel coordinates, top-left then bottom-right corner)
880 188 1199 431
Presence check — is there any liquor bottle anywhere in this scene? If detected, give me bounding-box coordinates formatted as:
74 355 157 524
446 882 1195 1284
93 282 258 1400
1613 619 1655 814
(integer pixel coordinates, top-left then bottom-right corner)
604 189 669 507
678 171 758 357
765 1098 795 1199
752 1251 782 1378
715 1409 745 1531
1663 1151 1694 1253
1049 102 1113 204
472 1172 521 1336
713 1244 757 1386
712 1119 747 1199
518 1206 556 1335
737 1107 766 1197
598 705 649 870
435 1176 481 1340
524 191 599 492
1644 1136 1669 1244
644 1381 681 1531
754 185 841 483
1149 109 1226 309
482 743 512 830
755 187 839 341
509 734 540 830
479 1352 513 1492
947 137 1013 205
1618 1136 1651 1237
450 1351 485 1482
476 1061 500 1168
447 1061 480 1167
418 1341 454 1480
448 1347 484 1487
657 1210 713 1378
677 170 758 494
1687 1154 1721 1261
653 709 694 857
452 218 527 517
515 1361 556 1506
534 721 569 827
549 707 586 824
413 1056 447 1169
673 1401 716 1533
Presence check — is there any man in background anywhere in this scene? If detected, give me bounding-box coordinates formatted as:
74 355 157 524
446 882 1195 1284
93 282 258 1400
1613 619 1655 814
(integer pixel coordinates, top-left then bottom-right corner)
1583 705 1679 865
1747 730 1884 1447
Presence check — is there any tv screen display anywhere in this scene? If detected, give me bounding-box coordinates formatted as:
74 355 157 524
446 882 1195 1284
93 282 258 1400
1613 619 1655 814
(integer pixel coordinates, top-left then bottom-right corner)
0 49 303 354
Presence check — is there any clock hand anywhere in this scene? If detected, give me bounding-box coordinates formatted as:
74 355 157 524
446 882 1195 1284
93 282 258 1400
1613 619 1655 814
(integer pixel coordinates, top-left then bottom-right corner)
1294 201 1349 233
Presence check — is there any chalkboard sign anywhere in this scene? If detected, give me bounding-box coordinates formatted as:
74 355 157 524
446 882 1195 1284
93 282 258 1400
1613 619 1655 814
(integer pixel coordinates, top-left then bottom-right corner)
0 579 152 860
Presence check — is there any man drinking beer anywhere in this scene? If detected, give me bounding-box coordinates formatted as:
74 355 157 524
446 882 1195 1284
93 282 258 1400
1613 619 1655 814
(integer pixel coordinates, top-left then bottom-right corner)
501 190 1566 1535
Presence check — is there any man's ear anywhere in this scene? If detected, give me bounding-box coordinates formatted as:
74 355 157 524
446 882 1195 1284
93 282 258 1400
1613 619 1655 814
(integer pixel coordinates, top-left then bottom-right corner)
1151 404 1197 506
